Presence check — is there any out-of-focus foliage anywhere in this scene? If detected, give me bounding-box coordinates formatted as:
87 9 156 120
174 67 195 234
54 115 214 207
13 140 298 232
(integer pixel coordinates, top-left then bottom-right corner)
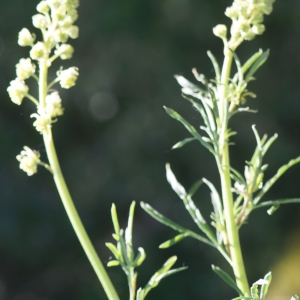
0 0 300 299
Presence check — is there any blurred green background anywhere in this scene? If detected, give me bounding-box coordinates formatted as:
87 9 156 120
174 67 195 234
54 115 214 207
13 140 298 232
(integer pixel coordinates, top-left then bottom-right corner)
0 0 300 299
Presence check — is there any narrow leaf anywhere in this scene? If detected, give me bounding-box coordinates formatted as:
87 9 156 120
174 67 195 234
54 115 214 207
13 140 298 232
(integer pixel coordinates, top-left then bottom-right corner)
140 201 214 247
207 51 221 83
253 156 300 204
267 204 280 215
260 272 272 299
107 260 120 267
132 247 146 267
188 179 203 198
245 49 269 82
174 75 205 92
212 265 243 295
111 203 120 235
171 137 196 150
164 106 215 154
159 233 187 249
106 243 120 260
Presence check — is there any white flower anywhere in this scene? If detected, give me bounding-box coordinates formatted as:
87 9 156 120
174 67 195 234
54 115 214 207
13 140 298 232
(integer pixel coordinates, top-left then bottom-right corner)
37 1 50 13
55 44 74 60
64 25 79 39
213 24 227 40
32 14 48 29
45 91 64 117
7 78 29 105
16 146 40 176
16 58 36 80
57 67 79 88
53 29 68 43
31 112 52 133
18 28 35 47
30 42 48 60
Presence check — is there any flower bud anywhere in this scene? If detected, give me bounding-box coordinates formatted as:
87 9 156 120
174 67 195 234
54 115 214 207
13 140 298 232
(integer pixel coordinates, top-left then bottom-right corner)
16 146 40 176
66 25 79 39
55 44 74 60
32 14 48 29
53 29 68 43
16 58 36 80
252 24 265 35
30 42 48 60
31 112 51 133
46 91 64 117
7 78 29 105
57 67 79 89
18 28 35 47
213 24 227 40
37 1 49 13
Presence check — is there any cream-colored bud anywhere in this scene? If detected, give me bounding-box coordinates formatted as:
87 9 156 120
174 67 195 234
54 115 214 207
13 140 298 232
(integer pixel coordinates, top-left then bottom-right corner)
66 25 79 39
57 67 79 89
252 24 265 35
16 146 40 176
31 112 51 133
37 1 49 13
18 28 35 47
213 24 227 40
46 91 64 117
242 29 256 41
7 78 29 105
53 29 68 43
16 58 36 80
225 6 238 19
55 44 74 60
32 14 48 29
30 42 48 60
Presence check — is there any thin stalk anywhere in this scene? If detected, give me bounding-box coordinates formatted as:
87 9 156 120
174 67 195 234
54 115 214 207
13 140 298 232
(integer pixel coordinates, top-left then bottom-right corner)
218 49 250 296
39 60 120 300
128 268 137 300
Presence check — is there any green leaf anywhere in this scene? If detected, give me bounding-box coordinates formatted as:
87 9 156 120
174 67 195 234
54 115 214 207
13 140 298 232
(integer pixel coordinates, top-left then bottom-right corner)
140 201 214 247
207 51 221 83
111 203 120 235
212 265 243 295
253 198 300 212
267 204 280 215
245 49 269 82
159 233 187 249
188 179 203 198
164 106 215 154
106 242 120 260
125 201 136 261
171 137 196 150
260 272 272 299
253 156 300 204
107 260 120 267
142 256 187 298
132 247 146 267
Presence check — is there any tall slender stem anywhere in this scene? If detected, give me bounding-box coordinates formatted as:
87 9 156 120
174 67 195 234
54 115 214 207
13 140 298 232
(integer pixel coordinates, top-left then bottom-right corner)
218 49 250 296
39 60 120 300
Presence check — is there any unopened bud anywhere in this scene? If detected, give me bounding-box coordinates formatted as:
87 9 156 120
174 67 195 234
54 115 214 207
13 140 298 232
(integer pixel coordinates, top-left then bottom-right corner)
213 24 227 40
18 28 35 47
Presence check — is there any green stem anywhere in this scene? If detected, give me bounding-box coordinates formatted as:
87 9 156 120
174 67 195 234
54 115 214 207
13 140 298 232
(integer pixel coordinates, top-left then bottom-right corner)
218 50 250 296
39 59 120 300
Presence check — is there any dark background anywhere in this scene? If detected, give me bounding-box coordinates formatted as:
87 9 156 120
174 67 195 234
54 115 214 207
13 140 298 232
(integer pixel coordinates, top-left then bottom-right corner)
0 0 300 299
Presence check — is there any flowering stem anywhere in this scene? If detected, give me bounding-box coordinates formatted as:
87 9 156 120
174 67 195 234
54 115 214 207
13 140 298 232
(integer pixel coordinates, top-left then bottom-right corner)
39 60 120 300
218 49 250 296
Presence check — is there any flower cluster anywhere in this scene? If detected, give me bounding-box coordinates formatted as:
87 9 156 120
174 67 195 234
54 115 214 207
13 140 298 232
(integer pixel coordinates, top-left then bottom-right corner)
7 78 29 105
16 146 41 176
213 0 275 49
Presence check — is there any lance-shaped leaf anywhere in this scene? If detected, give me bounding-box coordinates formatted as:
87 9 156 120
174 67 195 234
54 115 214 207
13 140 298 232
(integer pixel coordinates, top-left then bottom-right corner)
141 256 187 299
253 198 300 213
207 51 221 83
159 233 187 249
174 75 205 93
253 156 300 204
140 201 214 247
260 272 272 300
171 137 196 150
164 106 215 154
245 49 269 82
212 265 243 296
132 247 146 267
